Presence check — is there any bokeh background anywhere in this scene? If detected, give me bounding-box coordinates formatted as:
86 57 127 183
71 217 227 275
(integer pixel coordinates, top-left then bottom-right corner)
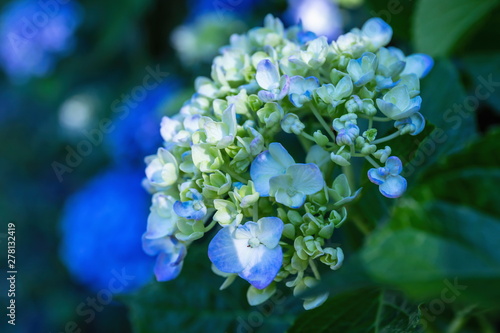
0 0 499 332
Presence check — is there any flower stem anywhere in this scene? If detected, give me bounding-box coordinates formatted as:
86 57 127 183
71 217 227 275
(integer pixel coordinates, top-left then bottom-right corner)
253 200 259 222
300 131 317 143
371 130 401 145
359 115 392 122
310 104 336 142
309 259 321 280
223 166 247 184
365 155 381 168
204 220 218 232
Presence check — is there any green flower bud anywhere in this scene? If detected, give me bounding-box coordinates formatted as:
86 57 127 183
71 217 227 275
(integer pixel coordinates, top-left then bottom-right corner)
313 130 329 146
320 247 344 270
328 207 347 228
373 146 391 163
291 252 309 271
197 170 232 199
281 113 305 134
287 210 303 226
213 199 243 226
363 128 377 142
230 180 260 209
330 151 351 166
360 144 377 155
175 218 205 241
257 102 284 129
248 94 264 111
247 283 276 306
294 235 324 260
191 143 224 173
283 223 296 239
300 213 321 236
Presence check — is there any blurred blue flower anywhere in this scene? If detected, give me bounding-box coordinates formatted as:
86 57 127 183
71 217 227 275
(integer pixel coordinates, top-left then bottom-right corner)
285 0 343 40
107 80 180 166
186 0 263 21
59 168 154 292
0 0 81 82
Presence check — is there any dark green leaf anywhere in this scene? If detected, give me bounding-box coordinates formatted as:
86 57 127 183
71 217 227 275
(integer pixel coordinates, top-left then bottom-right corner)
288 288 422 333
413 0 500 56
461 53 500 113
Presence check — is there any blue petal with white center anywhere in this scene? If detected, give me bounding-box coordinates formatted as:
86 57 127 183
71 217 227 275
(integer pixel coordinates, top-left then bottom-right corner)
208 217 284 289
376 85 421 120
269 163 324 208
367 156 407 198
250 142 295 196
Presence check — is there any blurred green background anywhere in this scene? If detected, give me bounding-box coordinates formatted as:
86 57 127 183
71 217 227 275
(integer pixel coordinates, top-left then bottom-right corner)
0 0 500 332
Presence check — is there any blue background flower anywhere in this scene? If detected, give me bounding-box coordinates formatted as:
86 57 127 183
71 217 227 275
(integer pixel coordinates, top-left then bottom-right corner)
59 168 154 292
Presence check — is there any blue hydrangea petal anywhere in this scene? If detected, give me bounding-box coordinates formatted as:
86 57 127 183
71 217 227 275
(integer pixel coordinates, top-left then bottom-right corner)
256 59 280 90
250 143 295 196
273 187 306 209
154 245 186 281
277 75 291 100
234 221 259 239
395 112 425 135
142 235 169 256
391 95 422 120
376 98 401 119
145 210 176 239
362 18 393 48
238 245 283 289
288 163 325 195
208 226 251 274
367 168 386 185
402 54 434 78
257 217 284 249
379 175 407 198
173 200 207 220
258 90 277 103
386 156 403 175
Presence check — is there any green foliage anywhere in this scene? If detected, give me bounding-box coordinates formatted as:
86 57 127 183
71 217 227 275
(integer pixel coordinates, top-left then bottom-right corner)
289 288 422 333
413 0 500 56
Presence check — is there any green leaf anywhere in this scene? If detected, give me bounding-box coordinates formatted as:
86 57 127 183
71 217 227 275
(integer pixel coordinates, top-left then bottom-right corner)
409 60 477 178
360 201 500 306
413 0 500 56
288 288 422 333
359 130 500 306
461 53 500 113
418 127 500 217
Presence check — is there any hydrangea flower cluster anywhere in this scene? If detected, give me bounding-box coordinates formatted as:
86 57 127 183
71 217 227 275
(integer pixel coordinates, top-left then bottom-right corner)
142 15 433 309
